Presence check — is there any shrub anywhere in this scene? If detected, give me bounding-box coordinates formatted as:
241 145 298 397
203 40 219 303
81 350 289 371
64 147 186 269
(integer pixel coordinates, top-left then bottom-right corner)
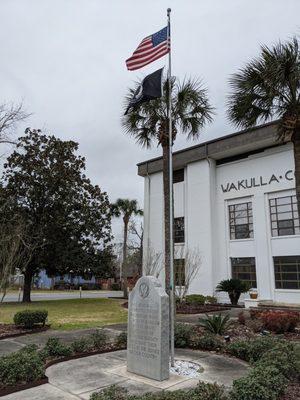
111 283 121 290
216 279 250 305
174 323 194 348
44 337 72 358
247 318 263 333
256 342 299 379
90 385 128 400
237 311 246 325
91 330 108 349
71 337 93 353
193 381 228 400
205 295 218 304
0 345 45 387
260 310 299 333
13 309 48 329
227 337 278 362
115 331 127 348
191 333 224 351
229 365 287 400
185 294 206 305
227 340 251 361
199 313 232 335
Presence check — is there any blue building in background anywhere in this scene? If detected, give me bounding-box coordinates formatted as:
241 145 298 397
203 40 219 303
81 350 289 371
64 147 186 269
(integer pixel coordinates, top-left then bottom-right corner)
34 270 97 289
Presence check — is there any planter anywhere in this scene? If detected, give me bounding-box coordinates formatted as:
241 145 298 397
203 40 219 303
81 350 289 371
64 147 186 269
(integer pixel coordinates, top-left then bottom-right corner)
249 292 258 300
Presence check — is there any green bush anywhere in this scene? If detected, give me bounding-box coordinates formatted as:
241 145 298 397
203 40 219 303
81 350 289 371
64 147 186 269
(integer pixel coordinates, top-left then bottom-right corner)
71 337 93 353
191 333 224 351
193 381 228 400
111 283 121 290
227 340 250 361
199 313 232 335
90 385 128 400
229 365 287 400
227 337 278 362
256 342 299 379
185 294 206 305
91 330 108 349
44 337 72 358
174 323 194 348
115 331 127 348
0 345 45 387
13 309 48 329
205 295 218 304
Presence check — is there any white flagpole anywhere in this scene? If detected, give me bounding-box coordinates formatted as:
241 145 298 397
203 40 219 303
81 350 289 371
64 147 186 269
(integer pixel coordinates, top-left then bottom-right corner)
167 7 175 367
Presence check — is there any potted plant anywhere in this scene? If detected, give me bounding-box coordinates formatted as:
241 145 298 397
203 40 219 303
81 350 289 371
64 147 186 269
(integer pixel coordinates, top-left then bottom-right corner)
249 289 258 299
216 279 251 306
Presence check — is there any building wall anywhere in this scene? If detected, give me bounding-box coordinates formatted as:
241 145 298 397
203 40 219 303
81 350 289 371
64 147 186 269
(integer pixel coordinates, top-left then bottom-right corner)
143 143 300 304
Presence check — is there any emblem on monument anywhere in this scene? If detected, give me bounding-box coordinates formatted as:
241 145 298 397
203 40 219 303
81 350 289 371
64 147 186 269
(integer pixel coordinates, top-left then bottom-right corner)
139 282 150 298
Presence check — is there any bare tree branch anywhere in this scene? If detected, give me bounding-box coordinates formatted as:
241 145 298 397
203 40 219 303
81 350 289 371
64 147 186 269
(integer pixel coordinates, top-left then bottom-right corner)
144 247 163 279
175 247 202 302
0 102 31 145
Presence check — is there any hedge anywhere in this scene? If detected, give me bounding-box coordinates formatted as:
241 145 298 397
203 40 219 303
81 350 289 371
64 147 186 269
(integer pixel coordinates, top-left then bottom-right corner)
13 309 48 329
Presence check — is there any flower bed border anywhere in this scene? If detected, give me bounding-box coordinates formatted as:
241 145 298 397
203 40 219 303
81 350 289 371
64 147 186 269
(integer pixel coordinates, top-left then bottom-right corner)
0 347 125 397
0 325 50 340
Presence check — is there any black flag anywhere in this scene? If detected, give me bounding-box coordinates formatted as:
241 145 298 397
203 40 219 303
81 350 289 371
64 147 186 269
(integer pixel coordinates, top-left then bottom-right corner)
125 68 163 115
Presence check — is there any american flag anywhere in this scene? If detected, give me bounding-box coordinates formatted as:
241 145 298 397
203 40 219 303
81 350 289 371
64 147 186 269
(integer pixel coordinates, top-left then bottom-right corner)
126 26 170 71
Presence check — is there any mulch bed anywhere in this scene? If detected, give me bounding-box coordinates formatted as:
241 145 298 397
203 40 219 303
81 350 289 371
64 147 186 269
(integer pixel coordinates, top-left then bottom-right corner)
0 345 125 397
122 301 235 314
280 381 300 400
0 324 50 340
176 303 232 314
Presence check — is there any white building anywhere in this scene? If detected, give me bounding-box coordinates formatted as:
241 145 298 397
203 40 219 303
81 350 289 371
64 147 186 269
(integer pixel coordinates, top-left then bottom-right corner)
138 121 300 305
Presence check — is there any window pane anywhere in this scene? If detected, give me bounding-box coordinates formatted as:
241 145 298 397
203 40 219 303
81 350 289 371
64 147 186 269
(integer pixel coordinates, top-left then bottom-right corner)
273 256 300 289
173 169 184 184
269 195 299 237
174 259 185 286
174 217 185 243
231 257 257 288
229 202 253 240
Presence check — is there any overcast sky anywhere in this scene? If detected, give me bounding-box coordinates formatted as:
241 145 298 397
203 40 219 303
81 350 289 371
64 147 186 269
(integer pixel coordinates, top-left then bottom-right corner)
0 0 299 241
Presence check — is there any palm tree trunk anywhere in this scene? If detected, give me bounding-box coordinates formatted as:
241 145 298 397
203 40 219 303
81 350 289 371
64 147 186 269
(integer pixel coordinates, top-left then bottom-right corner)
162 144 171 296
122 217 129 299
293 128 300 214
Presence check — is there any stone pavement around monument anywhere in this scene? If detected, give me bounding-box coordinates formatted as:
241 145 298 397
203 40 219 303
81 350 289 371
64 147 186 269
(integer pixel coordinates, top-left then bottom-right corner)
1 349 249 400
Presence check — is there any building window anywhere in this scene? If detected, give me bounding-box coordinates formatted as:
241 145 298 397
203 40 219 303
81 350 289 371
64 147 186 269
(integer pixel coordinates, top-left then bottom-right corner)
173 169 184 183
229 202 253 240
269 195 299 237
274 256 300 289
175 259 185 286
231 257 257 288
174 217 185 243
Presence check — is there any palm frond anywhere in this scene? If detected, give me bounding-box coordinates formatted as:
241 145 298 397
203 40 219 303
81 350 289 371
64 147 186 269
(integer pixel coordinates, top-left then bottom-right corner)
227 37 300 129
122 76 213 147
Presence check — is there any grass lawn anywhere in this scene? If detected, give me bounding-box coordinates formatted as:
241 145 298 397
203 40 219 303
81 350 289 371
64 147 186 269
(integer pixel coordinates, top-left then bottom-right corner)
0 298 128 330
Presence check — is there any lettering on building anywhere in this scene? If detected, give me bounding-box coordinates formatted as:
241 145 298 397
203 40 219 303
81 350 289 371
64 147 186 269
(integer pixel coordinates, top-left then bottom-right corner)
221 170 294 193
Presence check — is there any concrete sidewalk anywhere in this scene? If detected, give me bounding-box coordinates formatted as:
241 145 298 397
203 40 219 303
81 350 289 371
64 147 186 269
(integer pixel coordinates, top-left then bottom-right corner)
1 349 249 400
0 308 242 357
0 326 122 357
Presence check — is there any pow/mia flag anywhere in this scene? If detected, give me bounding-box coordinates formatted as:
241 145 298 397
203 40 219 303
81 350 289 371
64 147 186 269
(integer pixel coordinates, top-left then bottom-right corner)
124 68 163 115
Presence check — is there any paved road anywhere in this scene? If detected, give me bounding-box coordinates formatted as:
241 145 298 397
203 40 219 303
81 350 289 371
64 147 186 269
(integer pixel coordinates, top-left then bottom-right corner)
2 290 123 302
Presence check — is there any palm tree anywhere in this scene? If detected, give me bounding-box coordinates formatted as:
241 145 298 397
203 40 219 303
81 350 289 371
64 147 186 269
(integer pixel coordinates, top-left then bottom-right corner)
112 198 143 298
122 78 213 293
227 37 300 213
